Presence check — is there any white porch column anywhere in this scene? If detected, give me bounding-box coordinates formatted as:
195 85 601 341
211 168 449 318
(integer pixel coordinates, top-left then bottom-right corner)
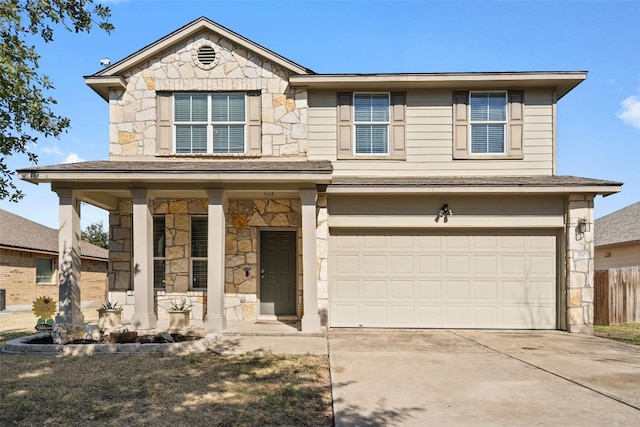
204 189 227 331
55 189 84 325
300 188 321 332
130 189 156 330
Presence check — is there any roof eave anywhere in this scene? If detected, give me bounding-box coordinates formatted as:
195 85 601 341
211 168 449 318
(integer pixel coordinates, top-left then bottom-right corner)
84 76 128 101
290 71 587 99
327 184 621 195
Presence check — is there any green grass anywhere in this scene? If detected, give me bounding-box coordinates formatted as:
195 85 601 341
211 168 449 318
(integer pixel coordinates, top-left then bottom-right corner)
0 352 333 426
594 323 640 346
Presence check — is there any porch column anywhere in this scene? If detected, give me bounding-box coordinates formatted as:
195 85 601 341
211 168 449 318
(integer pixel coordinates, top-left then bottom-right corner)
204 189 227 331
300 188 321 332
55 189 84 325
130 189 156 330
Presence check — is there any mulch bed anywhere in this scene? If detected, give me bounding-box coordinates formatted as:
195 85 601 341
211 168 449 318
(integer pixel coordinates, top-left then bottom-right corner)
24 333 202 345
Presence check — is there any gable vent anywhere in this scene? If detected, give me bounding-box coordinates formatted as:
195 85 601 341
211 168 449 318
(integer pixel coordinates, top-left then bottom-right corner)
197 46 216 65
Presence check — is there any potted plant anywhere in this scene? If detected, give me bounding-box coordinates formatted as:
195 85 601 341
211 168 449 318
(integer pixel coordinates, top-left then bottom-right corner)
98 301 123 329
168 298 192 329
109 327 137 343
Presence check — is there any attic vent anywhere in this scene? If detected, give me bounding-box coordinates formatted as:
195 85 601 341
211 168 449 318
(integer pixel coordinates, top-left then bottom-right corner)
197 46 216 65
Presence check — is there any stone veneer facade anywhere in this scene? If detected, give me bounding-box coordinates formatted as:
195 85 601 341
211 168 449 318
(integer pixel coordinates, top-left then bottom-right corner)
109 33 308 158
108 197 316 324
566 195 596 334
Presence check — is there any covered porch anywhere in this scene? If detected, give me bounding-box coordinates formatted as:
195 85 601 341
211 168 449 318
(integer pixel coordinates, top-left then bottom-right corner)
19 160 332 332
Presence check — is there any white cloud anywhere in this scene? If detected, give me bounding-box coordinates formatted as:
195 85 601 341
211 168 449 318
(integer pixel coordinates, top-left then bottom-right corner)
617 95 640 130
41 144 64 156
64 153 84 164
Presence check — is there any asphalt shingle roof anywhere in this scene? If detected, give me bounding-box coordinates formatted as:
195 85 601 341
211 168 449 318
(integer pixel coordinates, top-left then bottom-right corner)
18 160 334 173
0 209 108 260
595 201 640 247
330 175 621 187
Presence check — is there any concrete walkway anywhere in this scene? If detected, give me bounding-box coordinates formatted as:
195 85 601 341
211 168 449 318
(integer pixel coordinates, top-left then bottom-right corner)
329 330 640 426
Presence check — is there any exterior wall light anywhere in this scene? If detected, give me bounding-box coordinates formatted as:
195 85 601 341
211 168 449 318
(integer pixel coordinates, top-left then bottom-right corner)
577 218 590 234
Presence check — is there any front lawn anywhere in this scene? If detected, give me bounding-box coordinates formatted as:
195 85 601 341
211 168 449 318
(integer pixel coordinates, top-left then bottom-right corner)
594 323 640 346
0 352 333 426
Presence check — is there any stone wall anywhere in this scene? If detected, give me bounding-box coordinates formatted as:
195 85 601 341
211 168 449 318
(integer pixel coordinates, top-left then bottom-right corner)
108 199 132 291
566 195 595 334
224 199 302 320
0 248 107 310
107 197 304 322
109 33 308 158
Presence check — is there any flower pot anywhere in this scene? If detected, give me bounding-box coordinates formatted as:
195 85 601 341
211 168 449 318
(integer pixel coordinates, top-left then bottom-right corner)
168 310 191 329
98 309 123 329
109 331 138 343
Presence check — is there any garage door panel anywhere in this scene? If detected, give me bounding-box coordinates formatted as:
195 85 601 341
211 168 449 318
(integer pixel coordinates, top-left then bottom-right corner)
391 280 415 299
364 280 386 298
446 255 470 274
418 280 443 299
330 231 557 329
418 255 442 273
391 255 414 274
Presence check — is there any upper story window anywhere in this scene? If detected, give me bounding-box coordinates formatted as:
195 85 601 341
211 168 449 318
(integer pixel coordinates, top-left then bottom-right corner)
354 93 390 155
337 92 406 160
174 93 246 154
452 90 524 160
469 92 507 154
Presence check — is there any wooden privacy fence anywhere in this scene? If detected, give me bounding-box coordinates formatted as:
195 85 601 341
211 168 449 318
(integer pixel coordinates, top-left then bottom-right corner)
594 266 640 326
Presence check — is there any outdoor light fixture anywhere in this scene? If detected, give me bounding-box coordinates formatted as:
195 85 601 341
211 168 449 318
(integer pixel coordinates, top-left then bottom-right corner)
435 204 453 223
577 218 590 234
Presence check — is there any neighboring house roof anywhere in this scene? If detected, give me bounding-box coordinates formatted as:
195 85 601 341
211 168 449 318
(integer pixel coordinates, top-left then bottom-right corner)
85 16 314 100
0 209 108 260
595 201 640 247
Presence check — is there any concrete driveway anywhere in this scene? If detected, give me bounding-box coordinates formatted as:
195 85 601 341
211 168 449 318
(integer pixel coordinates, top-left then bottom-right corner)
329 330 640 426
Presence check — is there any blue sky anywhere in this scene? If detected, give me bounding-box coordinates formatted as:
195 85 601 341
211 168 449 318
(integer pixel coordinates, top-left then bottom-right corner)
2 0 639 229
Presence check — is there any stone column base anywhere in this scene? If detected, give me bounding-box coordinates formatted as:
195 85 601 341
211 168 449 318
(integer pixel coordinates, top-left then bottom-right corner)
301 314 321 332
567 324 594 335
204 314 227 332
130 313 157 330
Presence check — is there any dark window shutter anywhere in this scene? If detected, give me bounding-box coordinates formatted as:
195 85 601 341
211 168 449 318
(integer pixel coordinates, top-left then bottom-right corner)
337 92 353 159
390 92 406 159
247 91 262 155
452 91 469 159
508 90 524 159
156 92 173 155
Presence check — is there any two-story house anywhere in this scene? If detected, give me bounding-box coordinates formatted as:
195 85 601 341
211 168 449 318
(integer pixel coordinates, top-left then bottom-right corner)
19 17 621 334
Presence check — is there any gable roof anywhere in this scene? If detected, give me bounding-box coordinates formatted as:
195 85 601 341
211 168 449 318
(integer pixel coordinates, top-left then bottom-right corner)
85 16 314 99
595 201 640 247
0 209 108 260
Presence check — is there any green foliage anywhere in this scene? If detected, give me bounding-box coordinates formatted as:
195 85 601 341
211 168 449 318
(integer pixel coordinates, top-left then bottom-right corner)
170 298 192 312
0 0 113 201
82 220 109 249
100 301 119 310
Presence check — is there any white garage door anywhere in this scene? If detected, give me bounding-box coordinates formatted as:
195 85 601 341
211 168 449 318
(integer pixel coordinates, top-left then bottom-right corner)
329 230 557 329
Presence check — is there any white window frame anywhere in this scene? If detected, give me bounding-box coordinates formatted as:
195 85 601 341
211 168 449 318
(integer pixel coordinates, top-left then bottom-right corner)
468 91 508 155
190 216 208 290
173 93 247 154
35 257 55 284
353 92 390 155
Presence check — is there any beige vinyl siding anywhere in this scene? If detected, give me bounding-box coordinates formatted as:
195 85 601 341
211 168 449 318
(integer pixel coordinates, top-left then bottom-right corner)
308 89 554 176
595 243 640 270
328 194 565 229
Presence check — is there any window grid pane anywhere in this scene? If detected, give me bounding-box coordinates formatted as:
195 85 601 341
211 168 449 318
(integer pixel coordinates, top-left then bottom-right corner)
192 260 207 289
175 125 207 154
154 260 166 289
354 94 389 122
191 217 208 258
153 216 165 258
471 124 505 153
355 124 388 154
213 125 245 153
